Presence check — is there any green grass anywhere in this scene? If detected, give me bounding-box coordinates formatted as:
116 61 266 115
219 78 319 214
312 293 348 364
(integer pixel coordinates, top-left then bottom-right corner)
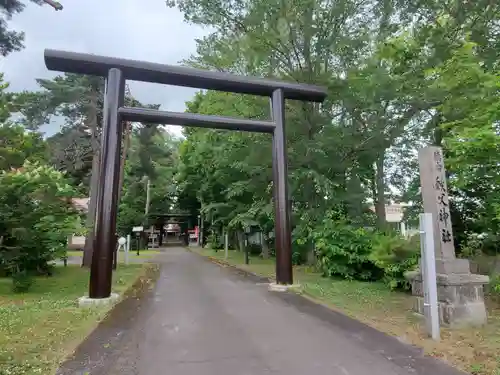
66 249 161 260
193 248 500 375
0 264 150 375
199 248 276 278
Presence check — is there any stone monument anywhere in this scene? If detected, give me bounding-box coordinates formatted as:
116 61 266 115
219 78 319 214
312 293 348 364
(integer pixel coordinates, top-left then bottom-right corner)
407 146 489 327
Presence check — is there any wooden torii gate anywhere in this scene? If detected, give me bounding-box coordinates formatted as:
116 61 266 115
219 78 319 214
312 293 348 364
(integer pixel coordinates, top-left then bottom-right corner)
43 49 327 299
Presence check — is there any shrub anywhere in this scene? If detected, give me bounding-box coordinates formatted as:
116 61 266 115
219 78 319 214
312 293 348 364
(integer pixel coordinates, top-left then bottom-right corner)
292 218 315 265
489 273 500 296
290 240 308 265
11 270 33 293
370 233 420 290
312 217 382 281
459 232 485 258
308 211 420 290
292 251 303 265
207 232 224 250
0 161 81 290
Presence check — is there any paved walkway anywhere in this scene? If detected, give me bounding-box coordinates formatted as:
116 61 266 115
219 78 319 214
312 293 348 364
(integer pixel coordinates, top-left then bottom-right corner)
60 248 464 375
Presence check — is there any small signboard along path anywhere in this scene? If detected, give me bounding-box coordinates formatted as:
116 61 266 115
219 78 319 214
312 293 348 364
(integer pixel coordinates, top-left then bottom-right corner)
59 248 466 375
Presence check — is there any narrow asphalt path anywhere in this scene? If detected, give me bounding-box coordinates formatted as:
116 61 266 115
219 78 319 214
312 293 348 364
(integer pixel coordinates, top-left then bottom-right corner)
61 247 465 375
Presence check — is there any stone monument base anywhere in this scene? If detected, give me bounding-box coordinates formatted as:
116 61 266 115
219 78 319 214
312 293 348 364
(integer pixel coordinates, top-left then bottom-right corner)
407 269 489 328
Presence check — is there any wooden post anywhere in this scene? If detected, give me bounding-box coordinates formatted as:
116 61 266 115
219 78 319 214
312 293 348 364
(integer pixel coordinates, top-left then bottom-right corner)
89 68 125 299
224 231 229 260
271 89 293 284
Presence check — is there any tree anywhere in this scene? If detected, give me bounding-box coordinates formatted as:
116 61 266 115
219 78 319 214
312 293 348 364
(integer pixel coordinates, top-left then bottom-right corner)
169 0 500 268
21 74 105 266
434 43 500 250
0 0 60 57
169 0 413 260
0 75 47 172
0 161 81 291
117 126 180 235
0 74 15 122
176 91 274 250
27 74 167 265
0 123 47 171
46 124 93 190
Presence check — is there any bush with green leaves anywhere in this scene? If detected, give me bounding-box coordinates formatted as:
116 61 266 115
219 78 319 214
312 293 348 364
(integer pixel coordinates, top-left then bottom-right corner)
0 161 82 291
207 231 224 250
312 216 382 281
489 273 500 296
369 233 420 290
458 232 485 258
11 270 33 293
307 211 420 289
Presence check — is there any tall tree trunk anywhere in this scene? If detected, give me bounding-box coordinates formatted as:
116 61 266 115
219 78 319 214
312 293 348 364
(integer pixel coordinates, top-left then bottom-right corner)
199 212 204 247
82 89 100 268
236 231 245 251
346 169 365 219
117 122 132 204
82 151 100 267
144 177 151 221
374 153 387 231
307 241 316 265
261 232 270 259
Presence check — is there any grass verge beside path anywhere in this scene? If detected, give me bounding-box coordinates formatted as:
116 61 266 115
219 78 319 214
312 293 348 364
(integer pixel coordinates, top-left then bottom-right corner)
192 247 500 375
67 249 161 260
0 263 158 375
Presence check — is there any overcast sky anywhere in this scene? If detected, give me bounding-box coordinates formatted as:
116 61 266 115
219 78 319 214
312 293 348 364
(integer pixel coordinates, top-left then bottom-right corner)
1 0 207 136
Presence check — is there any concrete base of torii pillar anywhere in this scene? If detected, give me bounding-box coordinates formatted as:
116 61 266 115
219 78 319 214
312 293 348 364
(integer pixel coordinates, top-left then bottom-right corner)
406 258 489 328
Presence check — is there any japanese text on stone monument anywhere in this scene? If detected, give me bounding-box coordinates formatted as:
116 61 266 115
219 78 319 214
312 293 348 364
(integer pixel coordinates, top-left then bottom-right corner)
432 149 452 245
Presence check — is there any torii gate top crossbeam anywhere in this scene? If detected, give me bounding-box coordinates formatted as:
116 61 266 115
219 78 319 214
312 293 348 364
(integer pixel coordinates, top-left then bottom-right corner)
44 49 327 102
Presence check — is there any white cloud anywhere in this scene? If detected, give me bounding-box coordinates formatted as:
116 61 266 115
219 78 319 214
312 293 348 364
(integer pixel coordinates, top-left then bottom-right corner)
1 0 207 136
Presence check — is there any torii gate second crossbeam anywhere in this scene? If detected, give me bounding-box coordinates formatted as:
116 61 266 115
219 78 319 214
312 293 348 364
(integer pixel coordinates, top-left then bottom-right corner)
44 49 328 299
